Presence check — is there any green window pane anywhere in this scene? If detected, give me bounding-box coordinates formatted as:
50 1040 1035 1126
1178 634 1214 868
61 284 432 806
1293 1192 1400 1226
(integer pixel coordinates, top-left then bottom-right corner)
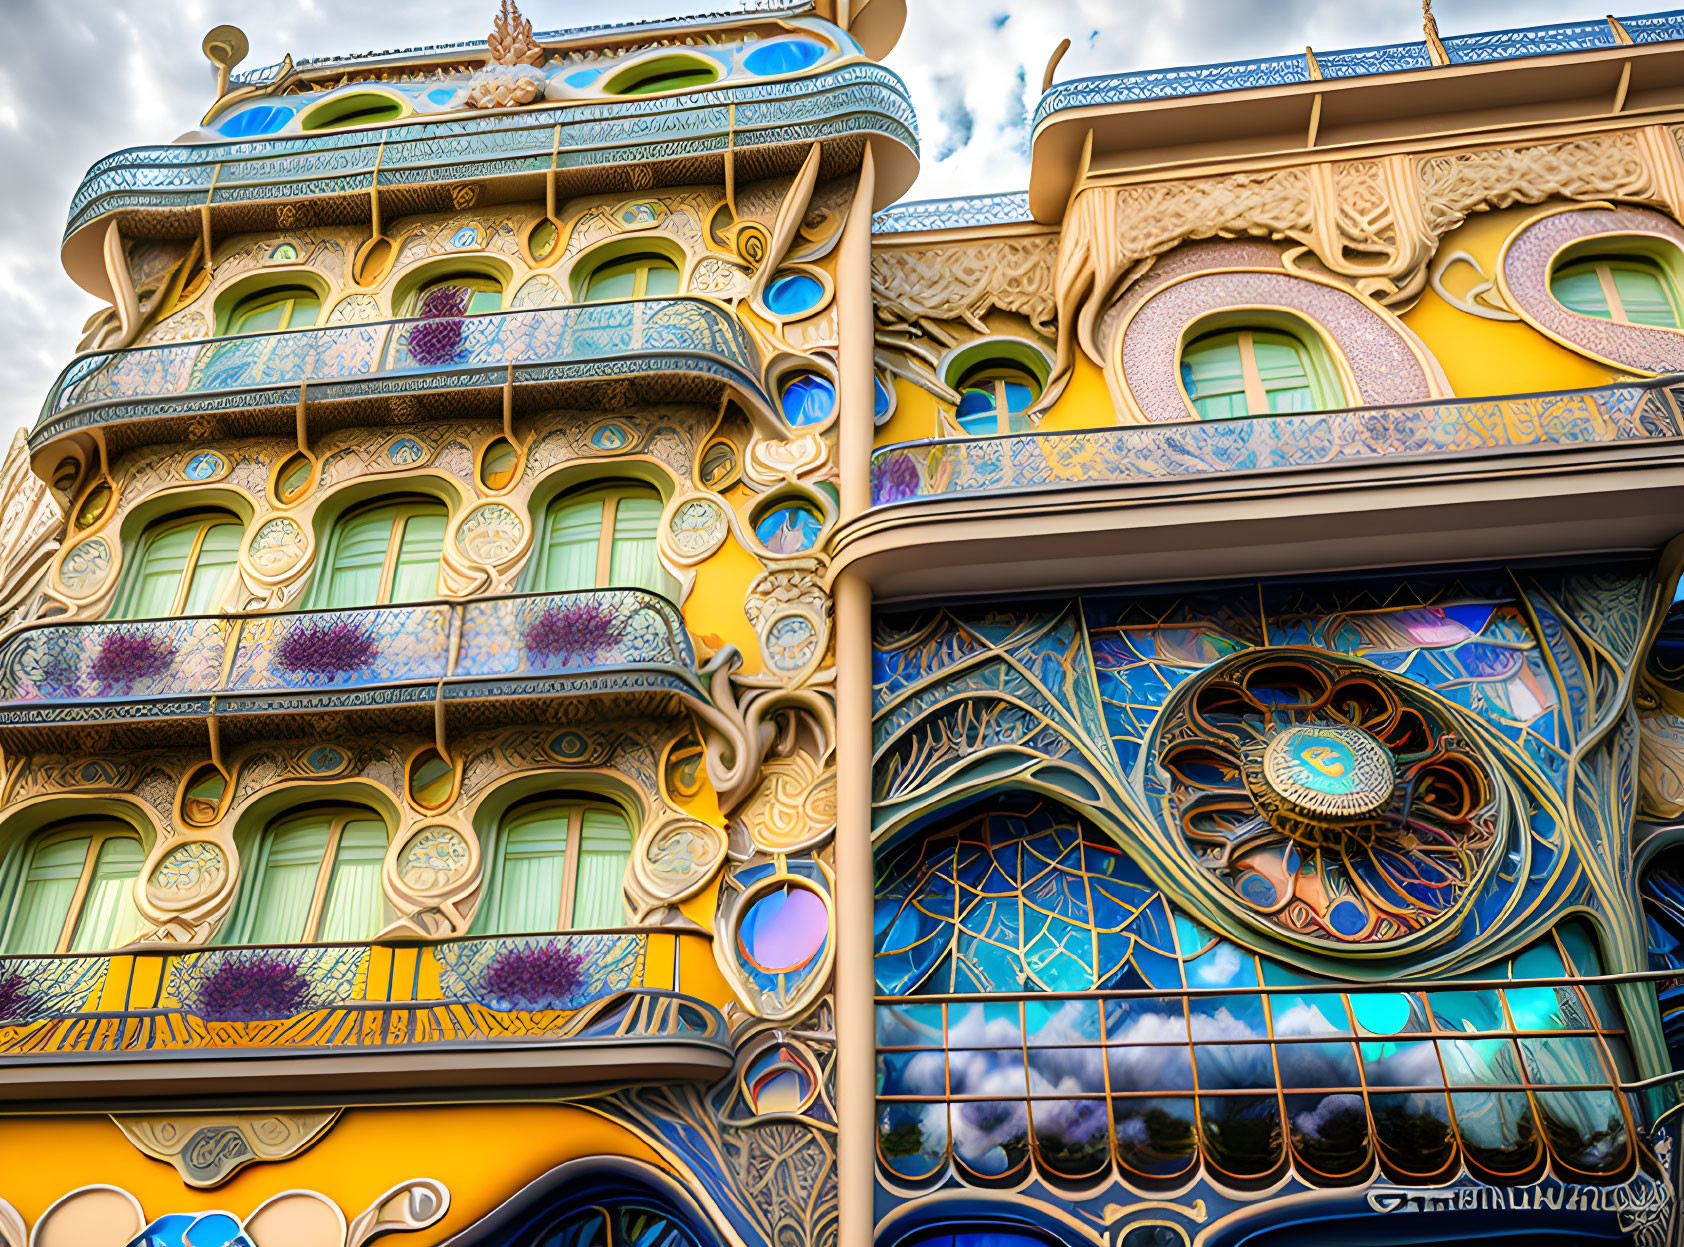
607 496 666 593
68 836 146 953
245 817 332 944
585 262 640 302
2 837 88 954
485 806 571 934
1253 333 1316 413
389 512 445 603
288 294 322 328
538 498 604 592
466 289 502 315
1551 267 1612 318
322 507 400 609
125 523 199 618
316 820 389 943
1182 334 1247 420
642 262 680 297
1611 265 1678 328
233 302 288 334
570 807 631 930
180 522 242 615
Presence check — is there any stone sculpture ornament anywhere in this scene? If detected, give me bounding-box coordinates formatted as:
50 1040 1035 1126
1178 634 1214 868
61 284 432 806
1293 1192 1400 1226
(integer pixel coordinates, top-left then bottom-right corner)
465 0 546 110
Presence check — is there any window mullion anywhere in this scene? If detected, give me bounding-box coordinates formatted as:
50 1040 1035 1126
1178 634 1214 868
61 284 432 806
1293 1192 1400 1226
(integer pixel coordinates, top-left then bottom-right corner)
559 805 584 929
54 835 102 954
376 513 408 606
1236 330 1269 416
994 379 1008 435
171 522 212 617
1595 264 1629 324
304 819 345 943
596 496 620 588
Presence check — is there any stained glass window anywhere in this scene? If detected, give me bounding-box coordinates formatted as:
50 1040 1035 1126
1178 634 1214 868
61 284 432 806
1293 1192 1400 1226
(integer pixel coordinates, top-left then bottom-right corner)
874 797 1637 1192
1642 850 1684 1067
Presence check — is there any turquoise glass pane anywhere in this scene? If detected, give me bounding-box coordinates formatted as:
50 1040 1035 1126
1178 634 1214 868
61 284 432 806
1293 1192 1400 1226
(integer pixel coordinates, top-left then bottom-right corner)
466 289 502 314
1551 266 1612 317
2 837 87 954
1612 264 1678 328
1440 1037 1523 1085
781 374 835 427
955 388 999 435
68 836 145 953
585 262 639 301
570 806 631 929
390 511 445 602
744 38 825 75
1182 335 1246 418
643 263 680 297
538 497 604 592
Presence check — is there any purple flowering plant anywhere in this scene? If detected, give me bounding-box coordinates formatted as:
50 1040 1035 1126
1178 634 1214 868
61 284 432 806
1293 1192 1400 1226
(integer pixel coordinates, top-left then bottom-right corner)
479 942 587 1011
522 600 626 667
182 951 312 1023
275 617 380 678
87 629 176 693
0 964 33 1023
406 286 471 367
871 453 921 505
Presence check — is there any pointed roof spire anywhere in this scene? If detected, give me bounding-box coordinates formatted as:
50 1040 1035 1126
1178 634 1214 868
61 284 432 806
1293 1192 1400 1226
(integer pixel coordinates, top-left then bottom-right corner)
488 0 545 68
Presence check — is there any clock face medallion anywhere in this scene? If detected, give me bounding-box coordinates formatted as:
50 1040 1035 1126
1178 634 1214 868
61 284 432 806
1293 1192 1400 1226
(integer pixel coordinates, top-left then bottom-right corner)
1260 724 1397 819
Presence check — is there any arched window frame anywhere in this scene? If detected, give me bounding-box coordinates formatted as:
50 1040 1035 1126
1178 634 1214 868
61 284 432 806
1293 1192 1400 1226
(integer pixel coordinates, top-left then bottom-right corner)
403 270 505 318
114 509 245 619
525 479 676 599
571 239 686 303
602 53 721 96
473 795 634 935
306 494 450 609
226 805 392 946
212 272 330 337
1549 241 1684 330
0 820 147 955
1176 312 1348 420
938 339 1052 438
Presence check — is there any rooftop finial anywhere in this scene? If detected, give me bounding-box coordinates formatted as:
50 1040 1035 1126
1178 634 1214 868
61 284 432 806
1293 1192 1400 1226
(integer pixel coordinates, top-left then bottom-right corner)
1422 0 1450 66
488 0 546 68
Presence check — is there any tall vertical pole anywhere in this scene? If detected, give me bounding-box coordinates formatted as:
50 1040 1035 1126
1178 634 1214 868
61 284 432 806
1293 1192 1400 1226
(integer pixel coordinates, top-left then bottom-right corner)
835 137 879 1247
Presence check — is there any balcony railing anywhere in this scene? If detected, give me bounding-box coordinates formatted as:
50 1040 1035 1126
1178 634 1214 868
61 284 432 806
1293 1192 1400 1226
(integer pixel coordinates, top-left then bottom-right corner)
0 588 701 729
64 63 918 245
33 298 765 455
0 929 730 1104
868 382 1684 508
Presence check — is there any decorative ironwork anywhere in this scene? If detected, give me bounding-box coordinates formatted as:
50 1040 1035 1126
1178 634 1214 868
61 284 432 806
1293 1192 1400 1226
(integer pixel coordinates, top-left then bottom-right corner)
872 192 1034 236
34 299 765 453
869 383 1683 507
0 589 702 727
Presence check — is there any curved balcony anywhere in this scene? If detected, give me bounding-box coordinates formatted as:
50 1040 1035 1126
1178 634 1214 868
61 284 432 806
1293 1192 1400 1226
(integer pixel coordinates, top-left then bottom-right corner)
32 297 768 465
0 589 707 744
0 930 730 1108
868 382 1684 507
61 63 919 293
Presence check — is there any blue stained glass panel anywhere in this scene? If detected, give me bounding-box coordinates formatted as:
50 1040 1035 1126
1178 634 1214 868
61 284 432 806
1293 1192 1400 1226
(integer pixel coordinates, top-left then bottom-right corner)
744 38 827 76
765 272 825 317
217 104 292 138
780 373 836 427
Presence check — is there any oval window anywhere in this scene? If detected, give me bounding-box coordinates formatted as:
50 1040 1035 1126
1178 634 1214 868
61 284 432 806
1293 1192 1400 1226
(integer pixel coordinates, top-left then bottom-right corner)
754 500 824 555
275 451 315 504
528 219 559 262
480 437 520 491
605 55 720 96
744 38 826 76
765 272 825 318
218 104 294 138
780 373 836 428
408 748 455 810
301 92 405 132
181 764 229 826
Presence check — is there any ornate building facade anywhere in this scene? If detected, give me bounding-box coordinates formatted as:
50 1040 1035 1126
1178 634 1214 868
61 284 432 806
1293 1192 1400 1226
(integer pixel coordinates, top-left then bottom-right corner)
2 3 1684 1246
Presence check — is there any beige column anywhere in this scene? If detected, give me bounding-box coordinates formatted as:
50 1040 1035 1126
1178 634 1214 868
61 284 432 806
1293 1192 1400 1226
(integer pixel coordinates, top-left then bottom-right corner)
839 143 878 522
833 567 875 1247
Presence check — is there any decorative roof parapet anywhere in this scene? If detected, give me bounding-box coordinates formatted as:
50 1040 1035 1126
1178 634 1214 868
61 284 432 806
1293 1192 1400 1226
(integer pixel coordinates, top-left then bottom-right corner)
1033 8 1684 127
867 382 1684 507
872 191 1033 235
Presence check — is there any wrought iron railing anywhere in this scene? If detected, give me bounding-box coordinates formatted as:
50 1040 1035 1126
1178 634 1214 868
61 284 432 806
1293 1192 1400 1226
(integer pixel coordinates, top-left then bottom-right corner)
0 588 698 724
867 382 1684 508
0 929 725 1068
33 298 761 449
876 972 1675 1194
1034 11 1684 124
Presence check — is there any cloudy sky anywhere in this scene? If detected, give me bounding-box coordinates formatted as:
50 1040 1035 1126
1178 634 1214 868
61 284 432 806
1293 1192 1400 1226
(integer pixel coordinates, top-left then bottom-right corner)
0 0 1602 432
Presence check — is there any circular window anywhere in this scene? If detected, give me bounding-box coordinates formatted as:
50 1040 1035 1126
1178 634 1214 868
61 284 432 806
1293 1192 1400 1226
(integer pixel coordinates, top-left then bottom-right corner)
273 451 315 505
300 92 405 132
737 883 828 973
605 54 720 96
764 271 826 318
754 500 824 555
744 38 826 76
528 219 559 262
955 361 1040 435
779 373 836 428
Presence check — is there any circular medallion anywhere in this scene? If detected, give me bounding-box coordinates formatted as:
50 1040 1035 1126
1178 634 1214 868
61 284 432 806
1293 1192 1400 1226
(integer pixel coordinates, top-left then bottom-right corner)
1259 724 1396 819
738 883 828 974
184 451 227 482
148 842 227 906
58 537 111 595
249 518 306 577
455 502 523 564
669 497 727 561
397 826 471 894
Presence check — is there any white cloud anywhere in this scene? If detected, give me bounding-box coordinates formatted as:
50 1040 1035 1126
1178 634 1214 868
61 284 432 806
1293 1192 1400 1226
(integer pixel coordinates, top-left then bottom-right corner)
0 0 1627 436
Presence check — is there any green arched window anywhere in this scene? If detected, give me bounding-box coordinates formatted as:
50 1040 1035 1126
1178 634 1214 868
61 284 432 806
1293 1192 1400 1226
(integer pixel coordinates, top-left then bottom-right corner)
953 361 1039 436
225 286 321 335
473 798 633 934
311 498 447 609
230 807 390 945
1 822 146 955
1551 255 1681 329
117 511 243 618
405 271 504 317
581 253 681 302
529 483 675 597
1180 327 1336 419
